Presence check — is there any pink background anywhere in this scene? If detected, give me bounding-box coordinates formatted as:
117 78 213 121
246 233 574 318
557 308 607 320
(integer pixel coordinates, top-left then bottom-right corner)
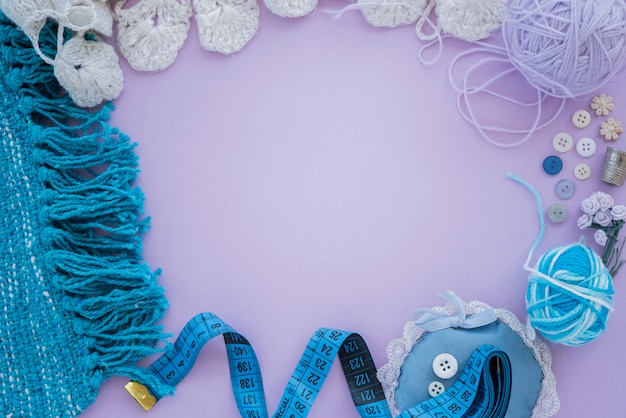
83 7 626 418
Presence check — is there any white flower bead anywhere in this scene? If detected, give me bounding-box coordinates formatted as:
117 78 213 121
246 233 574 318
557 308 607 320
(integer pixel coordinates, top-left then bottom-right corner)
577 213 593 229
610 205 626 221
581 196 601 215
594 230 608 246
597 193 615 211
594 211 613 227
590 93 614 116
600 118 623 141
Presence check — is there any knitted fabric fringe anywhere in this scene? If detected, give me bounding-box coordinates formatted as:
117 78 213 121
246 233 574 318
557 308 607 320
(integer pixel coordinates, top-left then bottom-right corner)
0 14 171 417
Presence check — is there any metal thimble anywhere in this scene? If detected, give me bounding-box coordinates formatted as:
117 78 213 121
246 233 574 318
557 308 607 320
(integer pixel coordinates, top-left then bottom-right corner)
601 147 626 186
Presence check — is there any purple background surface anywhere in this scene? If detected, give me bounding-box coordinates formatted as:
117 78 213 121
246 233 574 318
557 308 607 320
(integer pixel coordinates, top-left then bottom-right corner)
83 7 626 418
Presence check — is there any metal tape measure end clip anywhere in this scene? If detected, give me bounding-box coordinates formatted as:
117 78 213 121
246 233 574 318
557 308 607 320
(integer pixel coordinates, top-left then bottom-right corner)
125 381 157 412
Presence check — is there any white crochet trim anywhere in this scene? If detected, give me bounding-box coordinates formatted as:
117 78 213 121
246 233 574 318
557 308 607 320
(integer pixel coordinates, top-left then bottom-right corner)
54 36 124 107
114 0 192 72
0 0 123 107
436 0 507 42
357 0 427 28
263 0 317 18
377 300 560 417
194 0 259 54
413 0 505 42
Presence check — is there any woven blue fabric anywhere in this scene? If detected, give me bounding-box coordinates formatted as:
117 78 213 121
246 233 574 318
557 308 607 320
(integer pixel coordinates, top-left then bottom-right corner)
0 14 171 417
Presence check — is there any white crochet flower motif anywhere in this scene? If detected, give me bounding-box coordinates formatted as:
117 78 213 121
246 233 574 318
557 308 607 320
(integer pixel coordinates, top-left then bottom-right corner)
114 0 192 72
590 93 614 116
0 0 119 107
437 0 508 42
358 0 427 28
54 37 124 108
263 0 316 18
600 118 623 141
194 0 260 54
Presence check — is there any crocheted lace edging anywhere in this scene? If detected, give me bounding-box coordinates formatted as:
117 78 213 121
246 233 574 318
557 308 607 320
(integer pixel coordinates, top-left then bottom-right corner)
377 300 560 417
0 0 511 108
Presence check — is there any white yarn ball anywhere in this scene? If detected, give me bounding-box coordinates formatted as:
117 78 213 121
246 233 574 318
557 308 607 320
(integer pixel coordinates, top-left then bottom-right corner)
54 37 124 108
195 0 260 54
437 0 507 42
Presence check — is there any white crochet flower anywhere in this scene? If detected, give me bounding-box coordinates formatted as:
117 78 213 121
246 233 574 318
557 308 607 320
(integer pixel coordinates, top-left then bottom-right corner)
590 93 614 116
437 0 508 42
0 0 119 107
600 118 623 141
194 0 260 54
358 0 427 28
115 0 193 72
54 37 124 107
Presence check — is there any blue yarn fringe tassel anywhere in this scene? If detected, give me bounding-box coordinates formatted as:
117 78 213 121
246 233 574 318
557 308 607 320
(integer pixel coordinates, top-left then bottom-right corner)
0 12 174 412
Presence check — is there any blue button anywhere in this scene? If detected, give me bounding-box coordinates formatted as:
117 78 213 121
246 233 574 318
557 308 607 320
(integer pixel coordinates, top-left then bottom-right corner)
555 179 575 199
543 156 563 175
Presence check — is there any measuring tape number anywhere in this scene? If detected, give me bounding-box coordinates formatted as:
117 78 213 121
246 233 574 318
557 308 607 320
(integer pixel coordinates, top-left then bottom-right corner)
125 313 511 418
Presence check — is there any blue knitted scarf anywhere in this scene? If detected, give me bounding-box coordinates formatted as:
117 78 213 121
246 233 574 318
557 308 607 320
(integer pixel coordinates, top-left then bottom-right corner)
0 13 170 417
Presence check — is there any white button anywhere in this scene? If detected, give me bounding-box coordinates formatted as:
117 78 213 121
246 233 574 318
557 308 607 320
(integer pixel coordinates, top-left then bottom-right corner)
574 163 591 180
552 132 573 152
428 381 445 397
432 353 458 379
572 109 591 128
576 137 596 157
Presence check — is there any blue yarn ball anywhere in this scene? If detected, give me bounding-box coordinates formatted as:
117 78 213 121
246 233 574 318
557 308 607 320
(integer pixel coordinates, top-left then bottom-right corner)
526 243 614 346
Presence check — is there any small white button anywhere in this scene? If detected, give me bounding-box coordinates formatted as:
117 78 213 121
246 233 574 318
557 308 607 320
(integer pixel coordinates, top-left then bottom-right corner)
572 109 591 128
428 381 445 397
576 137 596 157
574 163 591 180
552 132 573 152
432 353 458 379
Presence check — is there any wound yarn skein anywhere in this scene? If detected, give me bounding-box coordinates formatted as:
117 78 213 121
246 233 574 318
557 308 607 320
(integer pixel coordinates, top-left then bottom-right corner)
526 244 614 346
503 0 626 98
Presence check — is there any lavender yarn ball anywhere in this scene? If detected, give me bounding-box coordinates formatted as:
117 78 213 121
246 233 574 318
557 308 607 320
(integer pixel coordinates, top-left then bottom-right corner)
503 0 626 98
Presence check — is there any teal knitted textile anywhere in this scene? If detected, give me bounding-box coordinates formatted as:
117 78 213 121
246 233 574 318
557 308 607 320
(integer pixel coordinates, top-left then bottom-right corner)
0 14 170 417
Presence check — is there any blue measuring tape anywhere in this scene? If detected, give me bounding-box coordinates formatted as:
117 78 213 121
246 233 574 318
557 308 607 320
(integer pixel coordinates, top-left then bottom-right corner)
125 313 511 418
